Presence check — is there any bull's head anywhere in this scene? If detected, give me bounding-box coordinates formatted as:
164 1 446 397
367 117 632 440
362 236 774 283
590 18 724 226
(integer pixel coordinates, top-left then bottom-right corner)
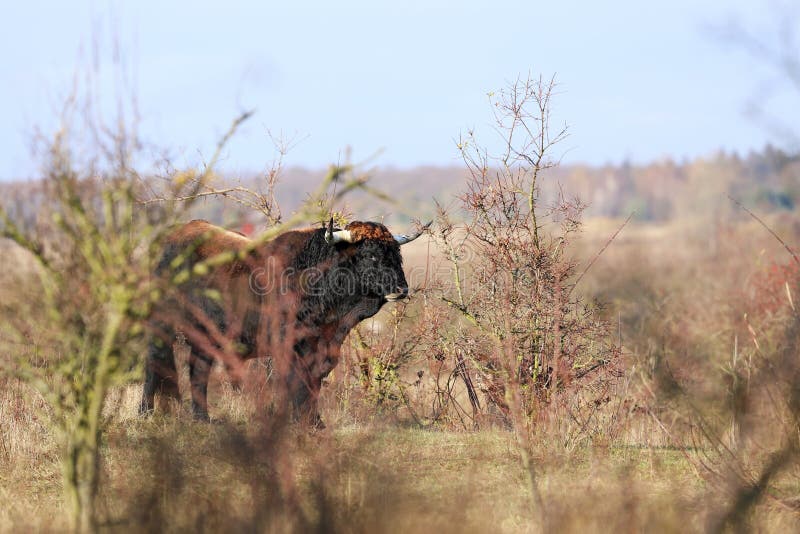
325 219 430 302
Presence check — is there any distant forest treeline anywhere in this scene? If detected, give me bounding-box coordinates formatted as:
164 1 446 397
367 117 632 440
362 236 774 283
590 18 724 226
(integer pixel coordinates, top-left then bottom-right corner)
2 145 798 232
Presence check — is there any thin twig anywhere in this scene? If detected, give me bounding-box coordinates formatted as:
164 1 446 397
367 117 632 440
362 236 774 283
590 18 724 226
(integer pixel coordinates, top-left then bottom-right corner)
570 211 634 294
729 194 800 267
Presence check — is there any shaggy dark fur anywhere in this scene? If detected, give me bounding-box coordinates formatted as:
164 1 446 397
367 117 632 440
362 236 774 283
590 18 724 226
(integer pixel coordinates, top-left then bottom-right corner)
140 220 409 425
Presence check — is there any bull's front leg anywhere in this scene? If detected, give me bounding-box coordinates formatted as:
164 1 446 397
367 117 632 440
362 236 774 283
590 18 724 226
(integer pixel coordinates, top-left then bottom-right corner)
287 368 325 428
287 338 339 428
140 322 180 416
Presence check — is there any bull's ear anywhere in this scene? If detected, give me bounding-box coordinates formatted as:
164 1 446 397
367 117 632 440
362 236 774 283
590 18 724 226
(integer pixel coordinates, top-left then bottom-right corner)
393 220 432 245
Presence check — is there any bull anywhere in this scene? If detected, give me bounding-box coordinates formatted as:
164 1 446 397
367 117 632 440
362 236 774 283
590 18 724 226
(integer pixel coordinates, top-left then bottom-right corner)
139 218 427 425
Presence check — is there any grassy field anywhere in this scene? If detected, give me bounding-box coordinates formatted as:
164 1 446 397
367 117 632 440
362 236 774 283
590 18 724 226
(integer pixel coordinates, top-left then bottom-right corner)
0 383 707 533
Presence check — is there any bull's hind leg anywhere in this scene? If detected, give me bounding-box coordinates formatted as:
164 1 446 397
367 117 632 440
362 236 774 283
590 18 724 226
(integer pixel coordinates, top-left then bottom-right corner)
189 351 214 421
140 330 180 415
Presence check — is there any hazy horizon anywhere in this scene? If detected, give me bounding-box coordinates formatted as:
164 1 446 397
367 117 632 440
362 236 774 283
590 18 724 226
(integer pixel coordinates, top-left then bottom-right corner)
2 0 798 180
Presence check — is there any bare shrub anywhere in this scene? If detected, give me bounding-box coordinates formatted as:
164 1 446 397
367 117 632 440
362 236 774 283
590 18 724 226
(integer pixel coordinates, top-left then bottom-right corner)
425 75 621 436
0 86 262 529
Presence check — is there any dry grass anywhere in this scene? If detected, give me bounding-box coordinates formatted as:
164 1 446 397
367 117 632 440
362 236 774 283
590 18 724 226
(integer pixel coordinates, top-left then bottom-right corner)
0 375 707 533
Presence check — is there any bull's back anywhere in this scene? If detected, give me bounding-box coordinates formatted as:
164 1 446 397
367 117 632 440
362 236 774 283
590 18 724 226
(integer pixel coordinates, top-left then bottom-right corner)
159 221 328 304
157 220 251 278
163 219 249 263
157 220 256 306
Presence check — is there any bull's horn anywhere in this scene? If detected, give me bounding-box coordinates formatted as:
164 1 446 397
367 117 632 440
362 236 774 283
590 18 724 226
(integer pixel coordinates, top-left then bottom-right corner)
329 230 353 243
324 218 354 244
393 220 432 245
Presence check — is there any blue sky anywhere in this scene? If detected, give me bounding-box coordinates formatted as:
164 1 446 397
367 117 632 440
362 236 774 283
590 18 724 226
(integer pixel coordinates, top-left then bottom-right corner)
1 0 798 180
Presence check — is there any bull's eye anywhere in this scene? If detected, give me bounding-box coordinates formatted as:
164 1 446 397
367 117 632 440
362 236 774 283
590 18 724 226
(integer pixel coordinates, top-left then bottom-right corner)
370 255 378 262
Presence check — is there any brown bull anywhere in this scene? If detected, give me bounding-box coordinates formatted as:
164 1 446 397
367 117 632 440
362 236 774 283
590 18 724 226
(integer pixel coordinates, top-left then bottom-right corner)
140 218 427 425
